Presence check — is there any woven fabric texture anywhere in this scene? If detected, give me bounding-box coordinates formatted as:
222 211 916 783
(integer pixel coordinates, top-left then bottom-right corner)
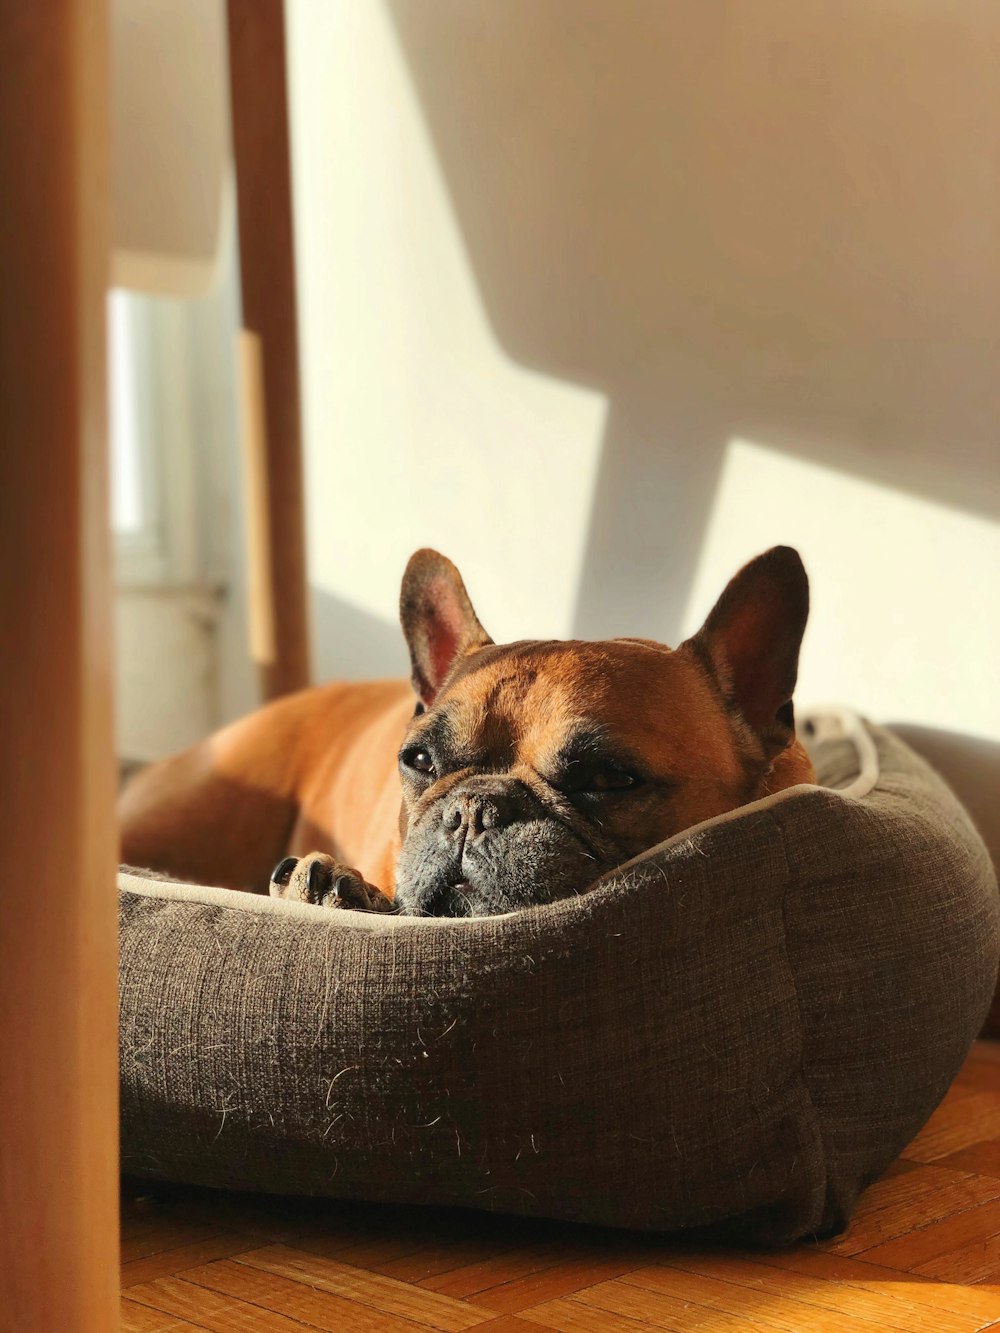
119 721 999 1243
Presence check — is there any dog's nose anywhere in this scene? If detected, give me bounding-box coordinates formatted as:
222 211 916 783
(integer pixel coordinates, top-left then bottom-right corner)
441 787 528 841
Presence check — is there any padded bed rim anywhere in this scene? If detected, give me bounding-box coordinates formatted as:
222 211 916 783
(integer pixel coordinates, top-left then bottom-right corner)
117 704 880 925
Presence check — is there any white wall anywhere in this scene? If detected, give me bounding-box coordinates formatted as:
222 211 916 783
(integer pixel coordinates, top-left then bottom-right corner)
286 0 1000 745
286 0 606 683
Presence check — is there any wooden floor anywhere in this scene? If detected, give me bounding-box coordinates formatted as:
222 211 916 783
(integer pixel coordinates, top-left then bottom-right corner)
121 1043 1000 1332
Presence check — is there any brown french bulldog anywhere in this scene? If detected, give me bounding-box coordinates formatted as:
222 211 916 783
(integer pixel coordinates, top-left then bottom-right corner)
119 547 815 916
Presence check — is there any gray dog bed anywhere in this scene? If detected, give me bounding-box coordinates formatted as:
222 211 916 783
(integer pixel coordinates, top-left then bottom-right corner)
118 711 999 1244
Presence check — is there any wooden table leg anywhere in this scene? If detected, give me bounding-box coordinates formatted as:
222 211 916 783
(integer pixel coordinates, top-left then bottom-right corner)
0 4 120 1330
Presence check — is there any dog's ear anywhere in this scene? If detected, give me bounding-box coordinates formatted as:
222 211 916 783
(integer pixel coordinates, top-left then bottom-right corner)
400 549 493 707
683 546 809 757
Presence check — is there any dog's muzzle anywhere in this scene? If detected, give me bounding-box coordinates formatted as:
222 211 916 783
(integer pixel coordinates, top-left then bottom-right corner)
395 777 546 915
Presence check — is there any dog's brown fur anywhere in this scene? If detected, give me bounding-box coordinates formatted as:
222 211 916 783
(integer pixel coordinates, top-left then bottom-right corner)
119 678 414 892
120 547 815 912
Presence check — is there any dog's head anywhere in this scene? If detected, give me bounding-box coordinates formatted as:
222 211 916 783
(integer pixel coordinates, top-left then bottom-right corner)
393 548 814 916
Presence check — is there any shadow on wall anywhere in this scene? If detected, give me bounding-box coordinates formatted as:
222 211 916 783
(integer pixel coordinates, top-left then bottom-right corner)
311 588 408 683
386 0 1000 642
889 724 1000 876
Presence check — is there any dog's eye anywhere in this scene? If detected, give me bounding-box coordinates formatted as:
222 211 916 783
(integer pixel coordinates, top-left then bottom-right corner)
556 756 644 796
585 768 637 793
402 747 436 776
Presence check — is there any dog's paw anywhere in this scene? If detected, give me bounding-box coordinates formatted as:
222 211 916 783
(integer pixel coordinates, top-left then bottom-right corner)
269 852 395 913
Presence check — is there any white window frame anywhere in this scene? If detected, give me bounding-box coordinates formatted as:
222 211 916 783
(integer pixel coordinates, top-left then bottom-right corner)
110 291 163 583
111 291 222 590
109 204 259 760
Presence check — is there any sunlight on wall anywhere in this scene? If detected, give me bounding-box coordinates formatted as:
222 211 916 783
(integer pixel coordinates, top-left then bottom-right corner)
286 0 606 678
683 439 1000 741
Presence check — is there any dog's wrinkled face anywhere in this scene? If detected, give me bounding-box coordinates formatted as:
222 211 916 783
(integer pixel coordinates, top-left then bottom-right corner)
393 548 814 916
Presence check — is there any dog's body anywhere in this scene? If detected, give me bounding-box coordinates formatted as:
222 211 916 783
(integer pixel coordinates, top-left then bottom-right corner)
119 678 414 894
120 547 816 915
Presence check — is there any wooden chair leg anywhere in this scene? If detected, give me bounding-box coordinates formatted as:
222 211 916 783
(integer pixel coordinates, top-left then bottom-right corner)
0 4 120 1329
228 0 312 701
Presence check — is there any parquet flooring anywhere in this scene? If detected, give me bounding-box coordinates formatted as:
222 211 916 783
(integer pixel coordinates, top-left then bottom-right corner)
121 1042 1000 1331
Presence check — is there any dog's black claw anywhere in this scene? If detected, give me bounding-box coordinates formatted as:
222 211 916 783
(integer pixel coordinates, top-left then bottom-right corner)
270 856 298 888
307 858 330 901
331 873 376 909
